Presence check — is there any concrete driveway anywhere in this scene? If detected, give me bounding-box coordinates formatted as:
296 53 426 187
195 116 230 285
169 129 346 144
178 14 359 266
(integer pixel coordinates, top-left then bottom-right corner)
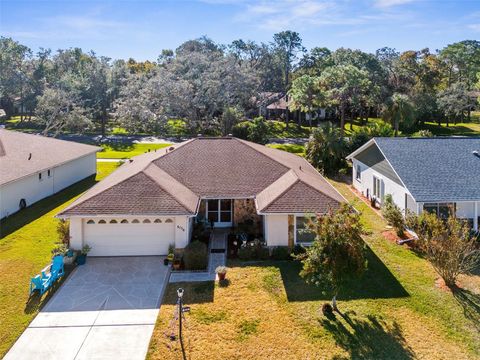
5 257 170 360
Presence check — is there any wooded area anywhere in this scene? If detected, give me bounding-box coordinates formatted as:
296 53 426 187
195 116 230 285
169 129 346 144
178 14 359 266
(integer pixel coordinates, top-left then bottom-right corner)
1 32 479 137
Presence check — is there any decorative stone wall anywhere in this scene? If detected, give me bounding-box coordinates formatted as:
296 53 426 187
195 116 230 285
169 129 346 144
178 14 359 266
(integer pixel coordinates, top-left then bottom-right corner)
233 199 263 233
288 215 294 248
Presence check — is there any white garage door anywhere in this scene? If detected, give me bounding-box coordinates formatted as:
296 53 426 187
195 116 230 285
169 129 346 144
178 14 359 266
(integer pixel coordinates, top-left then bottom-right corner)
83 219 175 256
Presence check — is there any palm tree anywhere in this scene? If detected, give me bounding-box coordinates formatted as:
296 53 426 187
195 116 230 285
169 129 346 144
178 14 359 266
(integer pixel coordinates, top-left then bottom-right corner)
383 93 416 136
305 122 346 176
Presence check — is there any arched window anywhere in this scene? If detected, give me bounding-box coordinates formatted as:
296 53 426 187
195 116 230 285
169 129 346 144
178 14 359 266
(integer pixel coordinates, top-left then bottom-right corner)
132 219 140 224
86 219 95 224
143 219 151 223
120 219 129 224
98 219 106 224
165 218 173 223
110 219 118 224
154 219 162 223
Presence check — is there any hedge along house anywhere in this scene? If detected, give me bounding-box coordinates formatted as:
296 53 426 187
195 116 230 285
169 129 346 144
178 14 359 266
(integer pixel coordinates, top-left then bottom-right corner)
58 137 345 256
347 137 480 231
0 129 100 220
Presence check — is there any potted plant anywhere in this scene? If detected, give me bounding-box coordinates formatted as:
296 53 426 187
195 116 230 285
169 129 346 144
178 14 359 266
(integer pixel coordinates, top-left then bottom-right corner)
76 244 91 265
215 266 228 281
165 244 175 265
64 248 77 265
172 252 182 270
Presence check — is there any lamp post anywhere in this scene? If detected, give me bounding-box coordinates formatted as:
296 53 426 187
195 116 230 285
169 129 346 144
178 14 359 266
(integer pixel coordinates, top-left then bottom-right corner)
177 288 184 341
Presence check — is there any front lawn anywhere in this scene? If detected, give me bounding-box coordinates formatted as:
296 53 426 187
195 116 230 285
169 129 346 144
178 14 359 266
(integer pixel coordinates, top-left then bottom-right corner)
148 178 480 359
268 120 311 138
0 162 117 357
267 143 306 156
98 143 171 159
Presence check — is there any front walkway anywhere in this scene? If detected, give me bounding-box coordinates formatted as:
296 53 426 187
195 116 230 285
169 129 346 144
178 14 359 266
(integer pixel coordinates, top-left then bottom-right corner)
169 228 227 283
5 257 170 360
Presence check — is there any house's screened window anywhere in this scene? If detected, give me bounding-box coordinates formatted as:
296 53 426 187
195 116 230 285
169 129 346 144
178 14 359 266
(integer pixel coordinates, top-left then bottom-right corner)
132 219 140 223
423 203 455 219
356 165 361 181
98 220 106 224
109 219 118 224
120 219 129 224
154 219 162 223
86 219 95 224
143 219 151 223
296 216 316 244
373 176 382 199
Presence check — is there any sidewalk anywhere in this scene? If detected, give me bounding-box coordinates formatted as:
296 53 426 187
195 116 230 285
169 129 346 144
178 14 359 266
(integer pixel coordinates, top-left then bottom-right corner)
169 229 227 283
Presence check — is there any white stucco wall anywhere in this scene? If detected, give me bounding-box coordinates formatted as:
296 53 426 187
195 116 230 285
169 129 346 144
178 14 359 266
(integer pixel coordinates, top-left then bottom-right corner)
264 214 289 246
0 153 96 219
352 159 414 213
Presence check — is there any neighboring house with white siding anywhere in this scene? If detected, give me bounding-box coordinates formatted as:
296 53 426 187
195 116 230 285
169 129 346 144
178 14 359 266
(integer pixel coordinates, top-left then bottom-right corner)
58 137 346 256
347 137 480 231
0 129 100 219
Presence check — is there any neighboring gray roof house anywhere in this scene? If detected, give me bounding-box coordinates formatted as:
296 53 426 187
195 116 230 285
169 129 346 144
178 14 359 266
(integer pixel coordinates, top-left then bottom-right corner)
60 137 345 217
348 137 480 203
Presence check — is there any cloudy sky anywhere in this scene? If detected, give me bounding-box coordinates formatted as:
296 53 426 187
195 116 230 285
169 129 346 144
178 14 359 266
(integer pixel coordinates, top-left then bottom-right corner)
1 0 479 60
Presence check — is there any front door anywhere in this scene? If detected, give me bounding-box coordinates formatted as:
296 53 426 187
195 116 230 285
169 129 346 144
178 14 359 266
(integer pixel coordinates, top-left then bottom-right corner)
206 199 232 228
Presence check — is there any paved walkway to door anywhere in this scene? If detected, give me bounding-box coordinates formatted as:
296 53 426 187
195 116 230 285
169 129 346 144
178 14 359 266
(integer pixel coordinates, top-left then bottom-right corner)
5 257 170 360
169 229 227 283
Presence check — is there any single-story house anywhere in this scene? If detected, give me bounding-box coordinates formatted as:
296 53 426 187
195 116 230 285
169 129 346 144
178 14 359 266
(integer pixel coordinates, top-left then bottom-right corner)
58 137 345 256
255 92 326 121
0 129 100 219
347 137 480 231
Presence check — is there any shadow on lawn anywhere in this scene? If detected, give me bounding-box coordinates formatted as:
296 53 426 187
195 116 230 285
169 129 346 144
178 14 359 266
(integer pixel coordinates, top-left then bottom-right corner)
162 281 215 305
453 288 480 332
0 175 97 239
275 245 409 302
321 311 415 359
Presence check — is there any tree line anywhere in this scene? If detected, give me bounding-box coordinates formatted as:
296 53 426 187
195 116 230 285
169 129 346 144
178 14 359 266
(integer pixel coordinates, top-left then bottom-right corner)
0 32 479 137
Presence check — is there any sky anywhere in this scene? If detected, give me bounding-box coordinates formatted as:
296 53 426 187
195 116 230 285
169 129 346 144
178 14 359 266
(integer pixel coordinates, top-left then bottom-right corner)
1 0 479 61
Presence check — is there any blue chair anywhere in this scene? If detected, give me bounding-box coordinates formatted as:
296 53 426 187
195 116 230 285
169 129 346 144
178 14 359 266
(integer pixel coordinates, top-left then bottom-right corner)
51 255 65 280
29 275 53 295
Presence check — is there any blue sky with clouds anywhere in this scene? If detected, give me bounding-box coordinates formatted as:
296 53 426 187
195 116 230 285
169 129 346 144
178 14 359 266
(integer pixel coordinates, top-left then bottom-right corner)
1 0 479 60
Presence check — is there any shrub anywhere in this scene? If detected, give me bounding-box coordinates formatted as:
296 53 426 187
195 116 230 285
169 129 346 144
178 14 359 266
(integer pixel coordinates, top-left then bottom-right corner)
414 129 434 137
292 243 306 256
183 241 208 270
248 116 270 144
56 219 70 246
408 212 480 287
238 239 268 260
271 246 291 260
381 194 405 236
232 121 251 140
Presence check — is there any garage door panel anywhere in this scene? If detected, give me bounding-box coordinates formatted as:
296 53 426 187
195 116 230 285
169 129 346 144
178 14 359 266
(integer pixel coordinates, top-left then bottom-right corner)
84 223 174 256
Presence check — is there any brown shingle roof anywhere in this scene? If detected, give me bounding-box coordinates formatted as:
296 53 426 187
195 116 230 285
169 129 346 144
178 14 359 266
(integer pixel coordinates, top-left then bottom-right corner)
0 129 100 185
59 137 345 216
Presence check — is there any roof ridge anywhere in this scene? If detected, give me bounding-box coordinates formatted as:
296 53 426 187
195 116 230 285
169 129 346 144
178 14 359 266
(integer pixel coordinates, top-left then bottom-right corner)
142 163 198 214
234 138 292 171
294 169 347 204
256 170 299 212
57 171 141 216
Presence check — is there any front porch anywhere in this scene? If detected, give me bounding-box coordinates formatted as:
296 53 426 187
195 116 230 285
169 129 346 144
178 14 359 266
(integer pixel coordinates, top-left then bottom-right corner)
196 198 264 236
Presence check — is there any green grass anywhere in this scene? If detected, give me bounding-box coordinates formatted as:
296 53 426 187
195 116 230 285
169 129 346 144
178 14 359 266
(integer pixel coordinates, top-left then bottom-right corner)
268 120 311 138
98 143 171 159
420 122 480 136
0 162 117 357
148 177 480 359
267 143 306 156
